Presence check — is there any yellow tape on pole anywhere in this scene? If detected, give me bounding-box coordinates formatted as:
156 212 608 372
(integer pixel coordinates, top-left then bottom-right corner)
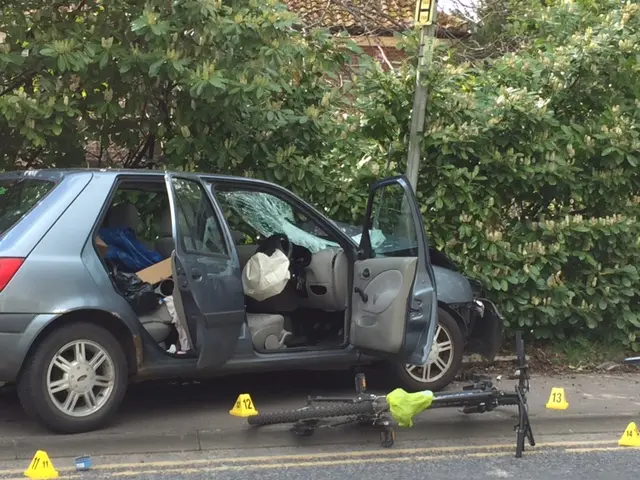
414 0 437 26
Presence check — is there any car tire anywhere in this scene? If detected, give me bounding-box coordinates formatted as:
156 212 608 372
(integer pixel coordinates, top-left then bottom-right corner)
389 307 464 392
18 322 128 434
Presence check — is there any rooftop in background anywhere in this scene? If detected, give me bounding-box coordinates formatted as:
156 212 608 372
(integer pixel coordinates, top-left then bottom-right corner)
284 0 470 37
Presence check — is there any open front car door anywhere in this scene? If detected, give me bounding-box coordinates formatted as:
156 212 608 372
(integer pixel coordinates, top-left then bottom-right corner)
165 173 246 369
350 175 438 365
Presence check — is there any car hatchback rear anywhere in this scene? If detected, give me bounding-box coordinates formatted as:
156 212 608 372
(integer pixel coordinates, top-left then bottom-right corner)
0 170 92 383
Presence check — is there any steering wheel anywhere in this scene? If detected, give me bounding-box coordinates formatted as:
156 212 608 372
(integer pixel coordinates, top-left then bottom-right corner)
256 233 294 260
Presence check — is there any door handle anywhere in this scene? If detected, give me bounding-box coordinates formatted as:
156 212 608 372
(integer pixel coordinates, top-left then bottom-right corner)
191 269 203 281
354 287 368 303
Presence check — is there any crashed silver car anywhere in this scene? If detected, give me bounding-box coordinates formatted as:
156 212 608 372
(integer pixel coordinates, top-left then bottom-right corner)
0 170 502 433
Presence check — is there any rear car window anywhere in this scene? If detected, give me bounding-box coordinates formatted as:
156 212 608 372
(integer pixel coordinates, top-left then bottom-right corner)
0 178 56 236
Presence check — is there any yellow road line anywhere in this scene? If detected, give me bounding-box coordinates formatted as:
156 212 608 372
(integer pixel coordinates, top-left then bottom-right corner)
109 454 532 477
102 448 640 478
0 439 619 477
565 446 640 453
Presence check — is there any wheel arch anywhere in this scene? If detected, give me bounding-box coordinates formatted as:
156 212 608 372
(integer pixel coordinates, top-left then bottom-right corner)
437 301 468 338
386 302 466 392
19 309 140 380
432 265 474 305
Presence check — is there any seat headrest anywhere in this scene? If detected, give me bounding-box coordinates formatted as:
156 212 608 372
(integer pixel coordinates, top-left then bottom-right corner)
106 202 141 232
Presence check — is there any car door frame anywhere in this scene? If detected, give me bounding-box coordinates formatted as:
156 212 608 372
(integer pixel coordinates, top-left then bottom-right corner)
165 172 247 369
352 174 438 365
202 176 362 329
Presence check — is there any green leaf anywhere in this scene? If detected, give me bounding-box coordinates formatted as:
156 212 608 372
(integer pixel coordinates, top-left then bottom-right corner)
149 59 164 77
131 17 148 33
99 52 109 69
39 47 57 57
149 22 171 36
209 76 226 89
56 55 67 72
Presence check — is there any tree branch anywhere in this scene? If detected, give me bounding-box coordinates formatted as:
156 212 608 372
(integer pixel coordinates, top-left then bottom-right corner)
0 70 38 97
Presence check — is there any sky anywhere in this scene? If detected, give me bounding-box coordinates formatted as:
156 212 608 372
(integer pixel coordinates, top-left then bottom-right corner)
438 0 479 19
439 0 477 9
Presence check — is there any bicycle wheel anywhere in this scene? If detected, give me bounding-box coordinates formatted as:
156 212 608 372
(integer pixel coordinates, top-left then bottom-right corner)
247 402 376 426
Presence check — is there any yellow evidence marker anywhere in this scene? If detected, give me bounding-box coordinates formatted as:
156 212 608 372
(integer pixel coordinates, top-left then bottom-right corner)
545 387 569 410
618 422 640 447
24 450 59 479
229 393 258 417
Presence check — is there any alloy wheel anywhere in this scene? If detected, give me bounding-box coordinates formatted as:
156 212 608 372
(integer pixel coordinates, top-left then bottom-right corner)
404 324 454 384
46 340 115 418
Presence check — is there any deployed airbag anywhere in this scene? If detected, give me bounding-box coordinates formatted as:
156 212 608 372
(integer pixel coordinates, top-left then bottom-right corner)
242 249 291 301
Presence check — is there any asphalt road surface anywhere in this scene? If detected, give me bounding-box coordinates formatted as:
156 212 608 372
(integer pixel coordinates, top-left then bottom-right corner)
0 439 638 480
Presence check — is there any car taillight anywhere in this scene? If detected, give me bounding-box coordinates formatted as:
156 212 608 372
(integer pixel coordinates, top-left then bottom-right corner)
0 258 25 292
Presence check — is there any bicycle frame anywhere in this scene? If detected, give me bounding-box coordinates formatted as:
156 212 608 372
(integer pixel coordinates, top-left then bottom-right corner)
267 331 535 458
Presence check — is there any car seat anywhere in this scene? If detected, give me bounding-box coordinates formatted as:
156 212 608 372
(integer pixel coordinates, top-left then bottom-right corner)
139 302 174 344
155 207 254 258
104 201 158 254
246 313 291 350
155 208 174 259
106 202 141 232
106 203 173 343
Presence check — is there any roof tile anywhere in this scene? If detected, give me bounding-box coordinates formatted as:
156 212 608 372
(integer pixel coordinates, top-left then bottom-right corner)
284 0 468 34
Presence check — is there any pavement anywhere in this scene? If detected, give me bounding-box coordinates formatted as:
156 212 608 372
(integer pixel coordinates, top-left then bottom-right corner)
1 370 639 461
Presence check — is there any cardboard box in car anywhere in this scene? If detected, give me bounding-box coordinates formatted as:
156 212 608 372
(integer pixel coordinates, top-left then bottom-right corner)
136 258 172 285
95 236 109 258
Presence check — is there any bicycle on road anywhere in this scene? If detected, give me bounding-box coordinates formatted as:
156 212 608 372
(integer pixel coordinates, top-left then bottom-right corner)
247 332 535 458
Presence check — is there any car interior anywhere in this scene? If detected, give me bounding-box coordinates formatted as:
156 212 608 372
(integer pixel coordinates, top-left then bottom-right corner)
94 179 354 357
215 186 351 352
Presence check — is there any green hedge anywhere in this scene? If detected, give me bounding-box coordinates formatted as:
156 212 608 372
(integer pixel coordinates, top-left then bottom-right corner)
315 0 640 349
1 0 639 348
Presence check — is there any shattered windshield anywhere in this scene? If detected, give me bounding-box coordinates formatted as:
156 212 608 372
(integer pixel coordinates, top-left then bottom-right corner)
215 190 386 254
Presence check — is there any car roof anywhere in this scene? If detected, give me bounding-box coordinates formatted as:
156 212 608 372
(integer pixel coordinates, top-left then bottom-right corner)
0 168 272 186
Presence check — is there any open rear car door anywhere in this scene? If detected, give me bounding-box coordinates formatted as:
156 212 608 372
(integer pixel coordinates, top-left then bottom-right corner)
165 173 246 369
350 175 438 365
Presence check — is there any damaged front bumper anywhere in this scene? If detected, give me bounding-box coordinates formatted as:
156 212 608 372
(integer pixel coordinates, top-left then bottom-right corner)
466 293 505 363
624 356 640 366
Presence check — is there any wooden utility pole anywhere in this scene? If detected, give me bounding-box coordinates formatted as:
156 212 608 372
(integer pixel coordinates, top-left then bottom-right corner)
406 0 438 192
